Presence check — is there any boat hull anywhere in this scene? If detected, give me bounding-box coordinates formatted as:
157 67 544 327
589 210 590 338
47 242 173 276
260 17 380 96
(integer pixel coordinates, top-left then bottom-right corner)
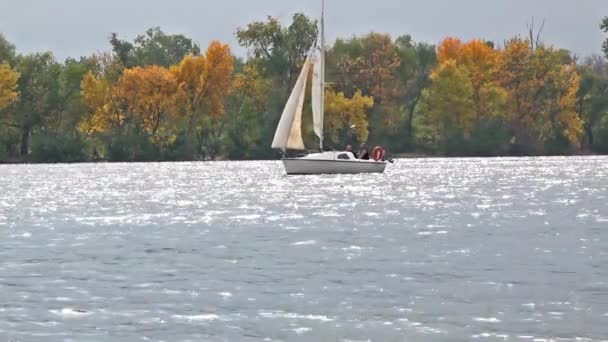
283 158 387 175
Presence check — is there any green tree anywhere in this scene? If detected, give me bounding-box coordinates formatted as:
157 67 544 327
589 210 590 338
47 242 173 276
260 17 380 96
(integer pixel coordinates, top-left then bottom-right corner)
1 52 60 157
394 35 437 148
0 33 16 64
110 27 201 68
418 61 476 153
577 56 608 151
49 58 92 135
602 17 608 59
236 13 317 157
224 65 271 159
236 13 317 88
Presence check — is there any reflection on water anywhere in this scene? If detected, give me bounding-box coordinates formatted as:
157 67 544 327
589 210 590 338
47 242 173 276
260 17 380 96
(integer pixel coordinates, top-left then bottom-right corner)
1 157 607 341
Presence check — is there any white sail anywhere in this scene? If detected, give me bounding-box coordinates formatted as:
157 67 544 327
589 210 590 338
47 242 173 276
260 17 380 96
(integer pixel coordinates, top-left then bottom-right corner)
311 0 326 150
271 55 312 152
311 46 324 147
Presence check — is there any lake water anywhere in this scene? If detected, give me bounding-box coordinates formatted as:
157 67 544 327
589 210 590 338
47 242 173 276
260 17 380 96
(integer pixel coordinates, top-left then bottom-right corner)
1 157 607 341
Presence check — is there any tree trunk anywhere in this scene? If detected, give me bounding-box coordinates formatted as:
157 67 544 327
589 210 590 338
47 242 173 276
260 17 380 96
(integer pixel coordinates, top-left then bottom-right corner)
406 95 421 146
20 126 30 157
585 123 594 148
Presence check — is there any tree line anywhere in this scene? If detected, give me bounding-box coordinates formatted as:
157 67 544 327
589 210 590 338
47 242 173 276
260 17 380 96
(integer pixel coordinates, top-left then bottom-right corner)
2 15 608 163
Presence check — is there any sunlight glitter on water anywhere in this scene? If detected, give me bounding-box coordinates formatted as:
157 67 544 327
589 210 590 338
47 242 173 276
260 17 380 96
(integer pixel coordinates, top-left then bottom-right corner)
0 157 607 341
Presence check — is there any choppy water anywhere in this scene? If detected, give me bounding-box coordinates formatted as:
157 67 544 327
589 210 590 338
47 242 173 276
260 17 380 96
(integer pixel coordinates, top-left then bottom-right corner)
1 157 607 341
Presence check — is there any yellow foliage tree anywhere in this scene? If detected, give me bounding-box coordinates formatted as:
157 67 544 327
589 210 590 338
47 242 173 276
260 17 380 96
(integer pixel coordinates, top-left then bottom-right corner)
80 71 123 134
204 41 234 116
81 65 178 144
421 60 476 136
422 39 506 138
232 65 271 112
423 36 582 153
324 89 374 143
498 38 583 148
0 63 20 111
116 65 178 140
170 41 234 134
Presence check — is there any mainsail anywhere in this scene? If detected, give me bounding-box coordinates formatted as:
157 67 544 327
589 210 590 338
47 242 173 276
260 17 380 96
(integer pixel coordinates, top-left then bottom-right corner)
271 55 312 152
272 0 326 153
311 44 325 149
311 0 326 150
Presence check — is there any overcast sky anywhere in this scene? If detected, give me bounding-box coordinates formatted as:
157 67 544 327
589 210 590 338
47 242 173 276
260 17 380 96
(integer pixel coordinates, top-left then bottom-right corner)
1 0 607 61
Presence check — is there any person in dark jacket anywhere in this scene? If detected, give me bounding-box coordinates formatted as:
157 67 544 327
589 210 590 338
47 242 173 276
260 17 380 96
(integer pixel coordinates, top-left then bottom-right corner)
345 145 358 159
358 143 370 160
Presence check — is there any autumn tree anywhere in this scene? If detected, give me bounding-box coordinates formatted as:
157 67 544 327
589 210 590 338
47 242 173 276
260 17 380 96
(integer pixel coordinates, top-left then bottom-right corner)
170 41 233 159
117 65 178 141
80 71 121 135
0 64 19 111
329 33 400 104
0 34 18 158
418 60 476 153
79 53 130 138
324 90 374 146
81 60 178 160
498 38 583 153
326 33 402 150
419 38 508 155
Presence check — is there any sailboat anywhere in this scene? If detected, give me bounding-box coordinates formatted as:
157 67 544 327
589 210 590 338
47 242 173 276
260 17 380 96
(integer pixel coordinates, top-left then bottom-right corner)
271 0 388 175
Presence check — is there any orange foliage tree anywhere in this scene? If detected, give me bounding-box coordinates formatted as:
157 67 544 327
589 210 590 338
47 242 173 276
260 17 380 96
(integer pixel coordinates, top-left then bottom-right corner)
81 65 178 140
171 41 233 137
116 65 178 141
420 36 582 154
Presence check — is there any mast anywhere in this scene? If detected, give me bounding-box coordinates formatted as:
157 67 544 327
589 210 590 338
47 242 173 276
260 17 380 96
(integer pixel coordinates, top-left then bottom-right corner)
319 0 326 151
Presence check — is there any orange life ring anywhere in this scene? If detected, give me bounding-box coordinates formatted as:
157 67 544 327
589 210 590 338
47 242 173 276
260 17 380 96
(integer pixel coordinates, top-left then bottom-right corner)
372 146 385 161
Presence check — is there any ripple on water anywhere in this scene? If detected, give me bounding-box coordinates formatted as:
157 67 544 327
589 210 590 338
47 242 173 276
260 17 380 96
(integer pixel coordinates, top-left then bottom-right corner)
473 317 501 323
50 308 93 318
259 311 334 322
1 158 607 340
172 314 221 322
290 240 317 246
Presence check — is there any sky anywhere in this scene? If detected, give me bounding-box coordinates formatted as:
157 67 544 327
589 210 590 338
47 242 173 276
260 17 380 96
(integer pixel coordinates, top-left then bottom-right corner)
1 0 607 61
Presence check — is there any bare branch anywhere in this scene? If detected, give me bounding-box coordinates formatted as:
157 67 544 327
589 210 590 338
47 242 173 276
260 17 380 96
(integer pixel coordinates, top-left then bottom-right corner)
536 19 546 49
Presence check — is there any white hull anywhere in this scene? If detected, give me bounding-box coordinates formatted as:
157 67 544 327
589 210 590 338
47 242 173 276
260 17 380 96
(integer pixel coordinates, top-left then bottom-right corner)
283 158 386 175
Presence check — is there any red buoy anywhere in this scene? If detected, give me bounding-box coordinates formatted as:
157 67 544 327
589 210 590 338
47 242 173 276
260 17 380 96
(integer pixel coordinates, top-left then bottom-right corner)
372 146 385 161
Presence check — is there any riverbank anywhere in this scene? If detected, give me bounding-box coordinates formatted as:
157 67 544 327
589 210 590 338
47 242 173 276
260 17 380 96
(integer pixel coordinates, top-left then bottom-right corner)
1 151 605 165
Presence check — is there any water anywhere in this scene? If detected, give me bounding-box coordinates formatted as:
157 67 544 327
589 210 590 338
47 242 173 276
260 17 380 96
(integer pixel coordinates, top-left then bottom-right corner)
1 157 607 341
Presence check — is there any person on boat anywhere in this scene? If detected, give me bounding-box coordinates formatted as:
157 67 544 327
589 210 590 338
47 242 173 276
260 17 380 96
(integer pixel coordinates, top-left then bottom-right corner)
358 143 370 160
345 145 357 159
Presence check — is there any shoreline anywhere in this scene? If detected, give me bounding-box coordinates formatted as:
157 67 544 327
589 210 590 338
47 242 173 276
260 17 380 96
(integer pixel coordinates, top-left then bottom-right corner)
1 153 605 166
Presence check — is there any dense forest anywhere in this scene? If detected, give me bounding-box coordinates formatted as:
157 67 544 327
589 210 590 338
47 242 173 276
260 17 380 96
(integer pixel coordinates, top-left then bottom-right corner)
2 15 608 163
